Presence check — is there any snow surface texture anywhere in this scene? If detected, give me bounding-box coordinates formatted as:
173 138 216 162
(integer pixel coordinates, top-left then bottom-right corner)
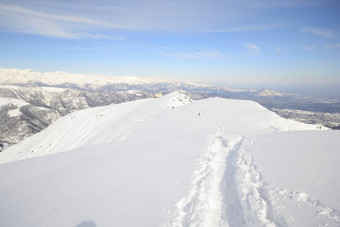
0 92 338 227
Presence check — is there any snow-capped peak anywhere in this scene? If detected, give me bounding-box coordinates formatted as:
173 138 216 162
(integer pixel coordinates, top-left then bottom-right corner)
161 91 192 108
256 88 284 97
0 67 202 89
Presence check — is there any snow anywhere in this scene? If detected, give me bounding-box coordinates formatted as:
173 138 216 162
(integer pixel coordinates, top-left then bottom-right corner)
256 89 284 97
247 131 340 214
0 92 338 227
0 67 202 89
0 97 29 107
0 97 29 117
0 84 67 93
249 131 340 209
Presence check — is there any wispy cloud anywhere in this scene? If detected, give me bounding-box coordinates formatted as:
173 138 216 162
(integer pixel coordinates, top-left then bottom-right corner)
77 33 124 40
162 50 229 59
0 0 318 38
301 43 340 51
301 45 319 51
270 44 281 54
0 4 123 28
324 43 340 50
275 46 281 54
301 27 336 38
0 3 125 39
206 24 284 33
246 43 261 56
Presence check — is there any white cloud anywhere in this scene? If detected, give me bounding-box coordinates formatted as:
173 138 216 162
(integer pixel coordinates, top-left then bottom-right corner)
275 46 281 54
324 43 340 50
162 50 229 59
77 33 124 40
195 51 226 58
301 45 319 51
0 0 319 38
246 43 261 56
301 27 336 38
0 4 123 28
270 44 281 54
0 3 125 39
207 24 285 33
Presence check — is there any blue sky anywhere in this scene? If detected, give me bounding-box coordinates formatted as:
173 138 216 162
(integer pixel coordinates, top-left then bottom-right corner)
0 0 339 86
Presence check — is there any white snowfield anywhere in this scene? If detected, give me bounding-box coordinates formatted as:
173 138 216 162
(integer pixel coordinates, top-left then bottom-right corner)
0 92 339 227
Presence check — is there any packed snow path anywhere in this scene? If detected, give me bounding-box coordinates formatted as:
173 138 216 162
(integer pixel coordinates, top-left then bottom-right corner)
167 114 276 227
167 113 340 227
168 114 243 226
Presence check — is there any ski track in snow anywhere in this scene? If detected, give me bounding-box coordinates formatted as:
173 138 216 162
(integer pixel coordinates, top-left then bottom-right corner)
166 115 340 227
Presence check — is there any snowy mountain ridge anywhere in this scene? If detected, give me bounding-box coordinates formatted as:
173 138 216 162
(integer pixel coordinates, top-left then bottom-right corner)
1 92 339 227
0 67 207 89
1 66 339 154
0 92 313 165
0 66 291 151
256 88 284 97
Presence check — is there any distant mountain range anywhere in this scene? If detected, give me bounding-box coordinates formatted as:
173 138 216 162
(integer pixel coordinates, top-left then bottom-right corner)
0 67 339 151
0 67 283 97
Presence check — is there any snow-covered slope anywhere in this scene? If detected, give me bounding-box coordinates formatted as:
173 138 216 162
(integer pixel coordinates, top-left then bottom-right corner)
0 96 62 150
0 92 313 165
0 92 338 227
0 92 192 164
249 131 340 211
0 85 153 150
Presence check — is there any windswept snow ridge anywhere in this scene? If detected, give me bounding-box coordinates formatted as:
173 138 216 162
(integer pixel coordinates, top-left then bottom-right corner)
0 92 338 227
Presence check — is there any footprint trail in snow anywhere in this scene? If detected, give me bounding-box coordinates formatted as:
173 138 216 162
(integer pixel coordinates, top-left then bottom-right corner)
166 115 340 227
